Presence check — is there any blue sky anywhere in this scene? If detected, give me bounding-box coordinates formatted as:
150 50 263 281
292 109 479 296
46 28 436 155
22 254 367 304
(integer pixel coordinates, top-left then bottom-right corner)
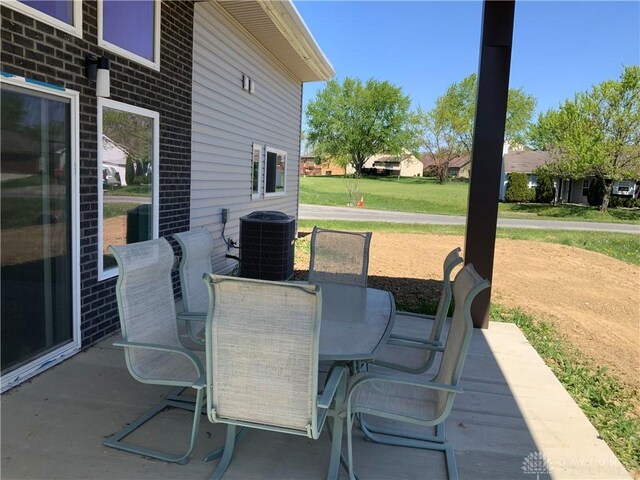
295 1 640 129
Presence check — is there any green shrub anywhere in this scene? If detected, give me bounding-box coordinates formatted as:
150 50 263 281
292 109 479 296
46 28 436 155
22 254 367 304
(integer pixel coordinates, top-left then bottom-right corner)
125 156 135 186
506 172 533 202
535 174 555 203
610 196 640 208
587 178 606 207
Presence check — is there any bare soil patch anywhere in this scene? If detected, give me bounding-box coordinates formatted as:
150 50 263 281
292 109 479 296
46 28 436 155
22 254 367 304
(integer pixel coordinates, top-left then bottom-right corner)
296 232 640 387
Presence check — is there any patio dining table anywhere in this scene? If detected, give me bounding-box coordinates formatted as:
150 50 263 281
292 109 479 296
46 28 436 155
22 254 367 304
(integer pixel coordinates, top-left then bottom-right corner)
306 282 396 362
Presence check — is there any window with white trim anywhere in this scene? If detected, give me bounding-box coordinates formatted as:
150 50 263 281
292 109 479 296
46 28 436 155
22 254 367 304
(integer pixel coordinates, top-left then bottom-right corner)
98 0 161 70
251 145 287 199
264 147 286 196
582 179 591 197
252 143 262 199
6 0 83 37
97 99 159 280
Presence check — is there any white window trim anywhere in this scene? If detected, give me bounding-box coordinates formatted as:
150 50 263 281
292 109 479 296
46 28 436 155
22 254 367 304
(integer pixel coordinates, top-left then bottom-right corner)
0 75 81 392
97 98 160 281
97 0 161 71
251 142 263 200
4 0 83 38
264 146 287 198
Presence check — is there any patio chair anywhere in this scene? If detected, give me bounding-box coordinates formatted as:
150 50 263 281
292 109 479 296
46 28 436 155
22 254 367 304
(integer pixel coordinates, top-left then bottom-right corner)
104 238 207 465
372 247 463 374
344 264 490 480
308 226 372 287
202 274 348 480
174 227 215 345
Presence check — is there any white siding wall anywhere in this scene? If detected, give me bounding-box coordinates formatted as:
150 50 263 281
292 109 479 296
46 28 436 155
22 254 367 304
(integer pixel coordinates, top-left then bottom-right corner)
191 2 302 271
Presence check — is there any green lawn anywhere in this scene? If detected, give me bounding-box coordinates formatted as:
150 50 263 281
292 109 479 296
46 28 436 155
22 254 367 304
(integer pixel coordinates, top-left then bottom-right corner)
297 219 640 266
104 184 152 196
299 176 640 224
103 203 142 219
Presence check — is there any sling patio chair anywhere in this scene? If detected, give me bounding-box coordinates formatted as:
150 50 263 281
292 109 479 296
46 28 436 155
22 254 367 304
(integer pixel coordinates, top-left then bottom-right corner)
308 226 372 287
174 227 215 345
202 274 348 480
104 238 217 465
372 247 463 374
343 264 490 480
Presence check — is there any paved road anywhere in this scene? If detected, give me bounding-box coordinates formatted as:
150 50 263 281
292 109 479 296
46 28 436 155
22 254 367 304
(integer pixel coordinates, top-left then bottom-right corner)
103 195 151 204
299 204 640 234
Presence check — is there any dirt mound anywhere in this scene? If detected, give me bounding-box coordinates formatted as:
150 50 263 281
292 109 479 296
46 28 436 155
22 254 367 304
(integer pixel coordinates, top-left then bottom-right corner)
296 232 640 386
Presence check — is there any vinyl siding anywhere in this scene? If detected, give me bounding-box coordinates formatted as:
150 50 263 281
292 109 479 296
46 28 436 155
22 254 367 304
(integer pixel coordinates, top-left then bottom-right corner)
191 2 302 271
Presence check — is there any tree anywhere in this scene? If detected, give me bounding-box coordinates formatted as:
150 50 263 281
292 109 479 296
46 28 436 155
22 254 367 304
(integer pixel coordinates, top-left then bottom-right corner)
420 73 536 183
505 172 533 202
103 109 153 163
534 171 555 203
125 156 135 186
305 77 421 176
529 66 640 211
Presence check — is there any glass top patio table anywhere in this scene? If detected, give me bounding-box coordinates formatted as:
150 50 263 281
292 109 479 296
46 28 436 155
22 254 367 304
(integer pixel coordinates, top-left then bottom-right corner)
311 283 396 362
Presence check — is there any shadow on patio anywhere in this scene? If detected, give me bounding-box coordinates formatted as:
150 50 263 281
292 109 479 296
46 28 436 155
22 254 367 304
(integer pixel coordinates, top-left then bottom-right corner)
1 318 629 479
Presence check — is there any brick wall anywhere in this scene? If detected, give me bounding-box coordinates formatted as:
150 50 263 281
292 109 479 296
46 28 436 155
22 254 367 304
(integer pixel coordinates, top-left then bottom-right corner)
1 1 194 346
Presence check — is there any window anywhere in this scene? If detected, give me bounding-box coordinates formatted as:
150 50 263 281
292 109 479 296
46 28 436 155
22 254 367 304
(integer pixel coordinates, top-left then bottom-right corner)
527 175 538 188
252 143 262 199
582 179 591 197
98 0 161 70
265 147 286 196
97 99 159 280
6 0 82 37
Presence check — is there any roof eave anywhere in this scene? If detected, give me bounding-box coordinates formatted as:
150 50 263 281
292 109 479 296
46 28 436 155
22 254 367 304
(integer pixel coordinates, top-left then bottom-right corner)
257 0 335 81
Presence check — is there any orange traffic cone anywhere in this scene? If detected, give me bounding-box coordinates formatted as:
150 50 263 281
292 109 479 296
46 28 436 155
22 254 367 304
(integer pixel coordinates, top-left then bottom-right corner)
357 195 364 208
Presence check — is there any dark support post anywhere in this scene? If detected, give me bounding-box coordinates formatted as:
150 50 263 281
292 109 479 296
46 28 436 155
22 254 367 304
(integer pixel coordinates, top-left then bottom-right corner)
464 0 515 328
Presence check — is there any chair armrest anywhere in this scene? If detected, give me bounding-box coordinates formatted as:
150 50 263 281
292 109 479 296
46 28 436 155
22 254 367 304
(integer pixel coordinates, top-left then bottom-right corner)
113 340 204 377
317 366 348 409
385 337 444 351
388 334 441 347
348 371 462 398
176 311 207 320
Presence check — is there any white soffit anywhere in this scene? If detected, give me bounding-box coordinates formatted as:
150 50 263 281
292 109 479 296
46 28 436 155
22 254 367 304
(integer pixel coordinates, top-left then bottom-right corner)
217 0 335 82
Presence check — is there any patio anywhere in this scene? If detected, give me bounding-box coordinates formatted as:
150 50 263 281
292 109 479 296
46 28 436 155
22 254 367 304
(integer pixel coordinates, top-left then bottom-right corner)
1 321 629 479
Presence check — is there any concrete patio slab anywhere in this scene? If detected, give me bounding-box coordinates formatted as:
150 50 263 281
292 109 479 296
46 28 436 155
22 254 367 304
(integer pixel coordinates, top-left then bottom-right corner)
1 322 630 479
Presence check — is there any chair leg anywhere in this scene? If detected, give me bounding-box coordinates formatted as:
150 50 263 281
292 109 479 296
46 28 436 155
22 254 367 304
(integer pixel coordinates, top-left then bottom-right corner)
208 424 237 480
326 372 347 480
203 426 248 463
359 415 445 444
356 419 457 480
103 386 205 465
346 411 358 480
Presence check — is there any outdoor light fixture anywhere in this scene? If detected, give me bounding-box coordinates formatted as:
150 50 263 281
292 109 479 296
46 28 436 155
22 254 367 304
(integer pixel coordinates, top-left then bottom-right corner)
85 54 110 98
242 74 250 91
249 78 255 94
96 56 110 98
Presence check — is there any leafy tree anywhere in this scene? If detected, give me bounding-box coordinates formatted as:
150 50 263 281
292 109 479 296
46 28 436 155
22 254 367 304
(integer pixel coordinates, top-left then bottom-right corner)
587 178 606 207
420 73 536 183
103 108 152 163
529 66 640 211
305 77 421 176
505 172 533 202
125 156 135 186
535 171 555 203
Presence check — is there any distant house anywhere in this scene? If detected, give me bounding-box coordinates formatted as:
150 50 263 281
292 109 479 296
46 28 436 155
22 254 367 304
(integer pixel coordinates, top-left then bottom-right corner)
349 153 423 177
421 154 471 179
500 150 640 203
299 154 345 176
499 150 555 200
102 136 128 187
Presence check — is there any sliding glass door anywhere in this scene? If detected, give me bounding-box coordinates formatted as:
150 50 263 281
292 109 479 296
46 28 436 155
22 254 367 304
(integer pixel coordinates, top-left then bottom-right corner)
1 81 79 390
